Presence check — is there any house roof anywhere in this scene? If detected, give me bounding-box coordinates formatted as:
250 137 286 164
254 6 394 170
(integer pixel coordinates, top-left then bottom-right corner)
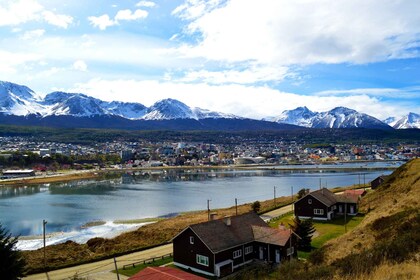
335 193 359 204
252 226 291 246
188 212 268 253
128 267 206 280
344 189 366 196
307 188 337 207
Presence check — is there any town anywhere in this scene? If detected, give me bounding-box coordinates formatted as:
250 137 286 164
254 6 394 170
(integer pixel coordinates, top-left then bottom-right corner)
0 135 418 175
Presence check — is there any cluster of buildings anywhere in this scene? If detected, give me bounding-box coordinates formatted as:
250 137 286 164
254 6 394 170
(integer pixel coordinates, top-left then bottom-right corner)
0 136 418 170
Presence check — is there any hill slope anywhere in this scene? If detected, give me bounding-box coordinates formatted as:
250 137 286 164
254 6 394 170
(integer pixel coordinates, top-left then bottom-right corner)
321 159 420 279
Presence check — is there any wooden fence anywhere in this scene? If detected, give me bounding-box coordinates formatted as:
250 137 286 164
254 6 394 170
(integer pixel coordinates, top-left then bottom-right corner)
122 253 173 270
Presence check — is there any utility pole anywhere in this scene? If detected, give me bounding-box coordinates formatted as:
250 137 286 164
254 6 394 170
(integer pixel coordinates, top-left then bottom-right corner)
291 186 294 212
235 198 238 216
363 173 366 189
344 203 347 233
207 199 211 221
114 257 120 280
43 220 47 271
274 186 276 206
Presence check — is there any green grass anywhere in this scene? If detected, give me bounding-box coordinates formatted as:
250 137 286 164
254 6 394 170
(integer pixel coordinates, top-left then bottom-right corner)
270 213 365 259
116 256 173 277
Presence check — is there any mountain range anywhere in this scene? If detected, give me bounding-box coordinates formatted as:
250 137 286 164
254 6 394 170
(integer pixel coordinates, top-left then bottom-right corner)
0 81 418 130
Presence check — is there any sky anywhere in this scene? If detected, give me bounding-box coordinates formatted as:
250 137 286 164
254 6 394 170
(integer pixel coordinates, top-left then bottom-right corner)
0 0 419 120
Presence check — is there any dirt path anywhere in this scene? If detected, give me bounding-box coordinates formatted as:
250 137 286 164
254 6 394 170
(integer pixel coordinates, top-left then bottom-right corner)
24 244 173 280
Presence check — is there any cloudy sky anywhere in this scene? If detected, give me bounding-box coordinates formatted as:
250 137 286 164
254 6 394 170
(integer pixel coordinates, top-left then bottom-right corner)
0 0 419 120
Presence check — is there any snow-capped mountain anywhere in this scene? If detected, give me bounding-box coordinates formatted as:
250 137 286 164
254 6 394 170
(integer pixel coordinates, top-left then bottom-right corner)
142 99 195 120
268 106 392 129
43 92 106 117
142 98 237 120
0 81 45 116
264 106 316 127
1 80 417 130
0 81 237 121
101 101 147 120
383 117 397 127
392 113 420 129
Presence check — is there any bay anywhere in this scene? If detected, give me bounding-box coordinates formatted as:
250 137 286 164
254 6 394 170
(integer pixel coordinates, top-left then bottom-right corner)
0 162 398 249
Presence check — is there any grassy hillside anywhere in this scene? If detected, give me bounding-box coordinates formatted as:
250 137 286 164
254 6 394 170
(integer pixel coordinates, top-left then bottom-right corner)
300 159 419 280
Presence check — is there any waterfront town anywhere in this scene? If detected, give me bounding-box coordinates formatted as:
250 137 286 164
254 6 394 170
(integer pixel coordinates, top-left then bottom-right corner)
0 135 418 176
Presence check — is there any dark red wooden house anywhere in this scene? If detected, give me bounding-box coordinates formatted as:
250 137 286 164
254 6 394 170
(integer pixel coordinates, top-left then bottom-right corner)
172 212 296 278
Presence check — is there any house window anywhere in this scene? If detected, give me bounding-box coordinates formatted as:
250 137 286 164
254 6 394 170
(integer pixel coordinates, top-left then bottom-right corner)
190 236 194 244
196 254 209 266
314 209 324 215
287 246 294 256
233 249 242 259
245 246 253 255
308 199 312 204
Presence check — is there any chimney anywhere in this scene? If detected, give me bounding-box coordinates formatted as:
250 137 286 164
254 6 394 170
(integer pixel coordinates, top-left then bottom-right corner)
279 222 286 230
224 216 231 226
210 212 218 221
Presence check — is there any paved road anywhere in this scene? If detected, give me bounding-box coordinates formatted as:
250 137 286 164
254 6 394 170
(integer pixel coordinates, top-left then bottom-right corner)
24 244 173 280
260 204 293 222
24 205 294 280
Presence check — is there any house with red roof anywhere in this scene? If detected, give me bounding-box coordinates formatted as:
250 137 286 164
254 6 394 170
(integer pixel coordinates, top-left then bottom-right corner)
172 212 296 278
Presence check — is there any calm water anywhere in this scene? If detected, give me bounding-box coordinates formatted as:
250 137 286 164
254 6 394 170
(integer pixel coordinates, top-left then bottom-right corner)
0 164 396 240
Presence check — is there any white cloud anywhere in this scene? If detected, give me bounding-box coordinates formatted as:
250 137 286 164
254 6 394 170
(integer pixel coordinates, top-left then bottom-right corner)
0 0 73 28
173 0 420 65
21 29 45 40
136 1 156 8
314 88 420 99
72 60 88 72
180 65 290 84
69 78 416 120
0 49 42 73
115 9 148 21
0 0 43 26
89 9 148 30
42 11 73 29
88 14 116 30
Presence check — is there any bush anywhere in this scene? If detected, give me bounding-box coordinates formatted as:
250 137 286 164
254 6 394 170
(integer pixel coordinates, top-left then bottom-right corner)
0 223 26 279
251 201 261 213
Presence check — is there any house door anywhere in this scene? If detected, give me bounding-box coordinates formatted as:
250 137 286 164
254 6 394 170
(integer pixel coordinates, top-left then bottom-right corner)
350 205 354 214
339 205 343 213
275 249 280 263
259 246 264 260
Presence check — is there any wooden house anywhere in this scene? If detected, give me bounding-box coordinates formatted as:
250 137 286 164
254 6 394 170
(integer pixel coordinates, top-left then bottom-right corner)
294 188 359 220
370 175 389 189
172 212 296 278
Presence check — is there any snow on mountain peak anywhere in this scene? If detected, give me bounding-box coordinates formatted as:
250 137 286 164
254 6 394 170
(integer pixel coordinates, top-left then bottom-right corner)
142 99 195 120
392 112 420 129
268 106 391 129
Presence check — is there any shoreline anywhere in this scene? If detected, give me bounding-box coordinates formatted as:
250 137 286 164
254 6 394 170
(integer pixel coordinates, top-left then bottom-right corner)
0 160 401 186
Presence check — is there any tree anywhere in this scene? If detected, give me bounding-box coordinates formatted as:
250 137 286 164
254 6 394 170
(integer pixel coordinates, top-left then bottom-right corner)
297 188 310 199
0 223 26 279
290 217 315 251
251 201 261 213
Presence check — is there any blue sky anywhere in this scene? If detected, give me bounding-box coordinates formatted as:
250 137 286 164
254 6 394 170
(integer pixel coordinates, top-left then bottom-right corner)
0 0 419 120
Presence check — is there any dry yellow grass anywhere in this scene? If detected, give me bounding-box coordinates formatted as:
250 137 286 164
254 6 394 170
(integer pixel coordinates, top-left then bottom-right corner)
322 159 420 264
334 261 420 280
22 194 292 274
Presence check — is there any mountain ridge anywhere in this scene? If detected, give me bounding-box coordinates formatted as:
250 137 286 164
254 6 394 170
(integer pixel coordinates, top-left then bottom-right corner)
1 80 417 130
267 106 393 130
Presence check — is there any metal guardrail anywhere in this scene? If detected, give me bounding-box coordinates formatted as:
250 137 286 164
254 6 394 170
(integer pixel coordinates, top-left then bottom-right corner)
122 253 173 270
